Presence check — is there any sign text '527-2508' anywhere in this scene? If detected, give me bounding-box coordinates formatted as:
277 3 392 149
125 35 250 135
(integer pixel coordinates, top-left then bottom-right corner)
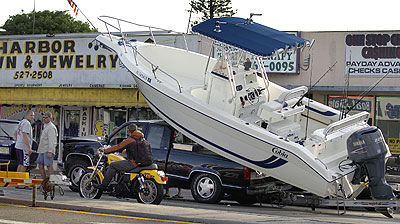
12 71 53 80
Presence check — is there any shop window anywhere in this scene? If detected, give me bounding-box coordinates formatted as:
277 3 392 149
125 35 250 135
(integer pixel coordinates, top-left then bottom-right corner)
328 95 374 125
376 96 400 155
94 108 127 136
64 110 80 137
128 107 159 121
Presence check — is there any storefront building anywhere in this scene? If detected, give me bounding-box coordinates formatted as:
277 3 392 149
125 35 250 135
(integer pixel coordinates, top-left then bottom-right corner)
0 32 203 158
269 31 400 155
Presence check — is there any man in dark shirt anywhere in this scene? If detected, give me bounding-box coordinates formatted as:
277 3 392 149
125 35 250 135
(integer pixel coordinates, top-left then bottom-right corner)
93 124 148 190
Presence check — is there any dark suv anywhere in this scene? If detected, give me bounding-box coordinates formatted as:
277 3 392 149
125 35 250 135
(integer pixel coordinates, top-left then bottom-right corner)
0 119 38 171
61 120 270 204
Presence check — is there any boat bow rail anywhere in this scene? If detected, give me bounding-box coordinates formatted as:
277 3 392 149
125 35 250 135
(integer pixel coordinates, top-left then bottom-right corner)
97 15 188 93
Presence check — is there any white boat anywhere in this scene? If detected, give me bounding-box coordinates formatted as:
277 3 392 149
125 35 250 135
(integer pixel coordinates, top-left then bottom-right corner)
96 16 394 201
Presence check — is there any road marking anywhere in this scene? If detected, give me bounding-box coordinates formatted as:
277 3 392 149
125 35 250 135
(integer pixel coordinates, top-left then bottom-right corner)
0 203 199 224
0 218 47 224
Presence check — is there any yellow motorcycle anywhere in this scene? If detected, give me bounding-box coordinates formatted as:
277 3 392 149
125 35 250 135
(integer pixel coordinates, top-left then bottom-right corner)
78 148 167 204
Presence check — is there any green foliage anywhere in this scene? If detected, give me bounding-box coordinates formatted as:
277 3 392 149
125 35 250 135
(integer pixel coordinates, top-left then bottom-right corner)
0 10 97 35
189 0 237 26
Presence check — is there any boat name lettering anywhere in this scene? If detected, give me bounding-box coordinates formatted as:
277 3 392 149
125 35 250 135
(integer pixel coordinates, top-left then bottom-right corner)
272 147 288 159
352 139 365 147
136 70 151 83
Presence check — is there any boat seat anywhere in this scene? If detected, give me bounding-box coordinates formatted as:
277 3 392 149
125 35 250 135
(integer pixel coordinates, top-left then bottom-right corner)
277 86 308 104
257 86 307 123
257 86 307 141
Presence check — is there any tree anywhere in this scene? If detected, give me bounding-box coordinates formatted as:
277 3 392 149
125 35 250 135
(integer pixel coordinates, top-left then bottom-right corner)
0 10 97 35
189 0 237 26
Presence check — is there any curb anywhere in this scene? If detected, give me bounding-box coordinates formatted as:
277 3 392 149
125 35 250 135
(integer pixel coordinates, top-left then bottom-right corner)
0 196 205 224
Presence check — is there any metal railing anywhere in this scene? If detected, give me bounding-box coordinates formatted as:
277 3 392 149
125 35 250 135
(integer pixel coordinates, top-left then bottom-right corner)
97 16 186 93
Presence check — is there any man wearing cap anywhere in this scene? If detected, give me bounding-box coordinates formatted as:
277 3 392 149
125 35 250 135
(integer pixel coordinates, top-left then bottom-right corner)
37 112 58 179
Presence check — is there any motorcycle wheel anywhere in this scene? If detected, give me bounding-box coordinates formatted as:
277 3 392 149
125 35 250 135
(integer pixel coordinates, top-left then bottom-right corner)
136 178 163 205
79 171 103 199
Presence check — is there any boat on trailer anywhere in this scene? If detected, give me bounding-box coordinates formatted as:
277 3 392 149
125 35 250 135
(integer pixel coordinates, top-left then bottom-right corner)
96 16 397 216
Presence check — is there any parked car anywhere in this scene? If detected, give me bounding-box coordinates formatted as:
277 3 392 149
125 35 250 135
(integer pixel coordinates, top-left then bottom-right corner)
0 119 38 171
60 120 272 204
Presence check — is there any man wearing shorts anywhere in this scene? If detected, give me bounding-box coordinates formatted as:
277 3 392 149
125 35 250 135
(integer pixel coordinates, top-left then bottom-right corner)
14 110 34 173
37 112 58 180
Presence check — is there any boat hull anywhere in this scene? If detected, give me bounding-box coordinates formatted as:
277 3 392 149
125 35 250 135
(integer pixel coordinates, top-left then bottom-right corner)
134 74 342 197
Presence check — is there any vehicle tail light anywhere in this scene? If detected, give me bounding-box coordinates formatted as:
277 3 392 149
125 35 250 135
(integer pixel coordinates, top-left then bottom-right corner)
243 167 250 180
157 170 168 182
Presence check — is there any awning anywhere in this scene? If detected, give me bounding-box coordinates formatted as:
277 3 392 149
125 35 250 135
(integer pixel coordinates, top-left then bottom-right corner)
192 17 307 57
0 88 148 107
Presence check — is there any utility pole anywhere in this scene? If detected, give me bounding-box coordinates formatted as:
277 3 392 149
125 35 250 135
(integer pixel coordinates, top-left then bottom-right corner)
32 0 36 34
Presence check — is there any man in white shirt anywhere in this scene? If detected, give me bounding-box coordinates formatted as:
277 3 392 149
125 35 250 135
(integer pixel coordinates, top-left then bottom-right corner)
14 110 34 173
37 112 58 179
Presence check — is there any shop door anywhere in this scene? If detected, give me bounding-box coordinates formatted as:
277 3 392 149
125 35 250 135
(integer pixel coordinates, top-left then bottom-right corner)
63 108 80 138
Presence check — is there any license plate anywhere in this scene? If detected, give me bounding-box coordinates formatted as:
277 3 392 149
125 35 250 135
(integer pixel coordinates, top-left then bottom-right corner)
0 146 10 155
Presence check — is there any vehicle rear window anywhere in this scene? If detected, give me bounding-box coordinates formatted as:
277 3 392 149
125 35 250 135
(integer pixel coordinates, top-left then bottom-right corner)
147 125 170 150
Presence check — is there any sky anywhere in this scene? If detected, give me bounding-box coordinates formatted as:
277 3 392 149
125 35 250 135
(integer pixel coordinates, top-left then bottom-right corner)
0 0 399 33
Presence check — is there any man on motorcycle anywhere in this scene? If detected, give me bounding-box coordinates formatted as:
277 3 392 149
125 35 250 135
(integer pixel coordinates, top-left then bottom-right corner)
93 124 152 190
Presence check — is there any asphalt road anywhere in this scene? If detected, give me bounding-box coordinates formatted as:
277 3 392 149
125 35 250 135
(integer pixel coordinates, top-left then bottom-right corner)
0 184 399 224
0 202 191 224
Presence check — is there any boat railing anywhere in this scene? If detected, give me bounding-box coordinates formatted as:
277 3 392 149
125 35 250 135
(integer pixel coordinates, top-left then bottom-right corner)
322 111 369 139
97 15 184 93
98 16 189 51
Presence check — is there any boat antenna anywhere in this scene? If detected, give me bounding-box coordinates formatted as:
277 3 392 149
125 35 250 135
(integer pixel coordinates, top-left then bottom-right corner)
304 57 314 138
344 71 390 117
339 59 351 120
292 61 337 108
186 4 193 33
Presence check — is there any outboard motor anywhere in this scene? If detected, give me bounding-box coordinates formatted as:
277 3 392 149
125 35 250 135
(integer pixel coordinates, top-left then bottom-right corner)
347 126 395 217
347 126 394 199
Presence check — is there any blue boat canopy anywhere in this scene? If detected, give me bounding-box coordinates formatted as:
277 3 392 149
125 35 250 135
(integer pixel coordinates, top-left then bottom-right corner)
192 17 307 57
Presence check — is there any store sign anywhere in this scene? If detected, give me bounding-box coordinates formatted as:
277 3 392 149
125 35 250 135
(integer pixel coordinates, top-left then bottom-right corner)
0 36 136 88
328 96 374 114
345 32 400 76
376 96 400 121
79 107 89 137
0 104 57 121
263 32 300 74
388 138 400 154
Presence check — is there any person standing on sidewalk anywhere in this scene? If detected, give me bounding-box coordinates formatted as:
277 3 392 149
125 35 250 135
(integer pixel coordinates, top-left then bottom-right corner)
37 112 58 180
14 110 34 173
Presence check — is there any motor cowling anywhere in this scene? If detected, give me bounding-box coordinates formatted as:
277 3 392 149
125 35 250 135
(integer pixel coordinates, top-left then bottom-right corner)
347 126 394 200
